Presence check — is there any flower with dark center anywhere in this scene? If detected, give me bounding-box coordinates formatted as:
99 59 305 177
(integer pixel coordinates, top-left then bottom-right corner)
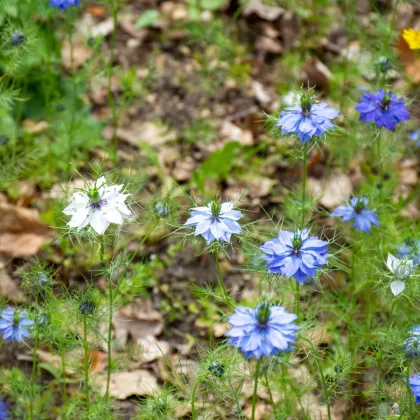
79 301 95 315
208 361 225 378
63 176 132 235
276 92 340 144
260 228 329 284
225 304 299 359
10 30 25 46
356 89 409 131
0 307 34 342
403 326 420 359
406 374 420 404
331 197 379 234
396 239 420 266
184 201 242 244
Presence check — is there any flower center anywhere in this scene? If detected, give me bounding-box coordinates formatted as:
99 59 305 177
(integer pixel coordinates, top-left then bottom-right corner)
353 199 366 214
256 303 271 326
210 201 222 218
380 93 391 110
13 313 20 327
292 232 303 253
300 93 312 115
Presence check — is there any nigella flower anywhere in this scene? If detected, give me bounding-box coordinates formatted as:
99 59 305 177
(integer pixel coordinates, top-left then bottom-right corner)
63 176 132 235
356 89 409 131
0 399 8 420
50 0 80 10
10 30 25 46
396 239 420 266
260 229 329 284
184 201 242 244
410 129 420 147
225 303 299 359
406 374 420 404
386 253 413 296
331 197 379 234
276 92 340 144
0 307 34 342
403 326 420 359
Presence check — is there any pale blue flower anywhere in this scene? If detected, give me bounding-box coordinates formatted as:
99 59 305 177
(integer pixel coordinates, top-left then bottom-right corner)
0 307 34 342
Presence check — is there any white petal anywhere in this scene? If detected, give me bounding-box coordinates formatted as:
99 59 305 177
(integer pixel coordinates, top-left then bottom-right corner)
89 211 110 235
386 253 399 274
103 208 124 224
390 280 405 296
67 208 91 228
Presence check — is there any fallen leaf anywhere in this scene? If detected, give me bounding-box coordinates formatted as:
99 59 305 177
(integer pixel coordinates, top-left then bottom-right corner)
0 263 23 302
303 57 333 90
399 159 418 185
22 120 49 135
398 34 420 83
220 121 254 146
137 337 171 363
307 173 353 209
94 369 159 399
86 5 107 17
113 299 164 348
0 203 54 258
243 0 284 21
61 39 92 70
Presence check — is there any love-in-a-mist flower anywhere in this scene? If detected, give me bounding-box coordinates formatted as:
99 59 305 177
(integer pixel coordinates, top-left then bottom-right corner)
260 229 329 284
10 30 25 46
276 92 340 144
0 307 34 342
0 399 8 420
63 176 132 235
184 201 242 244
403 28 420 50
386 253 413 296
50 0 80 10
397 239 420 266
331 197 379 234
407 374 420 404
356 89 409 131
404 326 420 359
225 303 299 359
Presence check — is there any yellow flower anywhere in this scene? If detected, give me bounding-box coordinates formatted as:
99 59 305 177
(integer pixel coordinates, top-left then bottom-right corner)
403 28 420 50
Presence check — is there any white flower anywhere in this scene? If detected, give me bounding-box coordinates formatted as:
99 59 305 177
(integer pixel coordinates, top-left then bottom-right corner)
63 176 132 235
386 253 413 296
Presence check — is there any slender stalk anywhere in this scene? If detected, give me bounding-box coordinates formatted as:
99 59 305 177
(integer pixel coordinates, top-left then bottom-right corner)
215 251 228 299
406 359 413 413
251 358 263 420
377 131 383 181
105 274 113 400
83 316 90 412
126 221 159 266
229 379 245 419
60 345 67 405
301 142 308 227
294 281 300 319
190 378 202 419
303 338 331 420
29 333 39 420
263 368 277 418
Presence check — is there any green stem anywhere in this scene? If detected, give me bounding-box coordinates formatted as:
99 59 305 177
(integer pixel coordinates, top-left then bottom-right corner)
406 359 413 413
294 281 300 319
100 237 105 263
105 274 113 401
126 221 159 266
377 131 383 181
263 368 277 418
301 142 308 227
191 378 202 419
303 338 331 420
251 359 263 420
29 334 39 420
215 251 228 300
83 316 90 412
60 345 67 405
66 17 76 178
229 379 245 419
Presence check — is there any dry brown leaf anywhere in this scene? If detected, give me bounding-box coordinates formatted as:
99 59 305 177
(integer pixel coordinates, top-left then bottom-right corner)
113 298 164 347
94 369 159 399
398 34 420 83
399 159 418 186
307 173 353 209
0 266 23 302
220 121 254 146
137 337 171 363
243 0 284 20
0 203 53 258
303 58 333 90
61 39 92 70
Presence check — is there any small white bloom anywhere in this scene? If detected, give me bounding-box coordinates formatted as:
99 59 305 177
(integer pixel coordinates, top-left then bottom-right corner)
63 176 132 235
386 253 413 280
390 280 405 296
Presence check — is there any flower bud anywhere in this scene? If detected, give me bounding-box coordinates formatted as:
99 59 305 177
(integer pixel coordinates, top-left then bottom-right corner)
10 30 25 46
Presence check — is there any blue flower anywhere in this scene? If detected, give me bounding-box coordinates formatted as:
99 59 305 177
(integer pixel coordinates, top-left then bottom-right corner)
407 374 420 404
225 304 299 359
0 399 8 420
356 89 409 131
0 307 34 342
276 94 340 144
397 239 420 266
410 129 420 147
184 201 242 244
331 197 379 234
50 0 79 10
260 229 329 284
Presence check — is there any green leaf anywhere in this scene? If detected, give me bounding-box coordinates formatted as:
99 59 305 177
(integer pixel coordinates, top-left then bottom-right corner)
135 10 160 29
200 0 227 10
